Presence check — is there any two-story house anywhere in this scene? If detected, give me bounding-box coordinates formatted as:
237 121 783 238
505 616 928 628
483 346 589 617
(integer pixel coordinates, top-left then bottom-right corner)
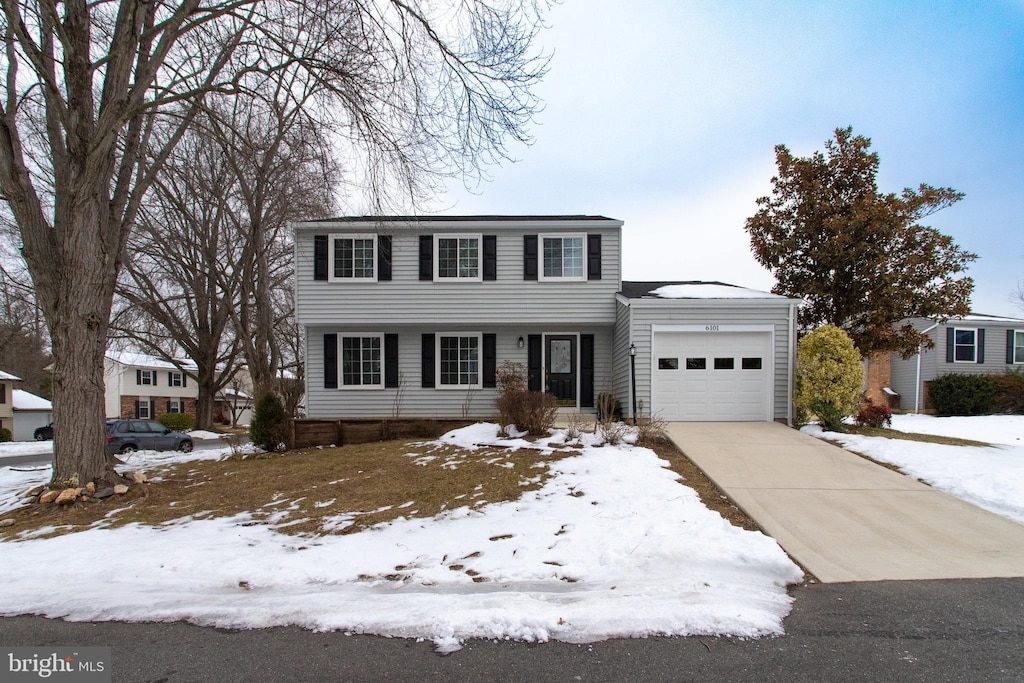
104 352 199 420
0 369 18 435
889 314 1024 411
294 216 800 424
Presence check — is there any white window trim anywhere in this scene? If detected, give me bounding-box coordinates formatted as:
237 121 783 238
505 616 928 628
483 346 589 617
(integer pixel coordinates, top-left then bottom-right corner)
538 234 587 282
436 332 483 389
328 233 378 283
1013 329 1024 364
138 396 151 419
952 327 977 363
168 398 182 413
338 333 385 389
433 233 482 282
169 371 184 387
139 370 154 386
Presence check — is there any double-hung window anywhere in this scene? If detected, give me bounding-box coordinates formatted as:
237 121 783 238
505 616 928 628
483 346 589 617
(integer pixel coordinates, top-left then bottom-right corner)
169 371 184 387
540 235 585 281
1014 330 1024 364
168 398 182 413
341 336 382 387
435 235 480 281
439 334 480 387
330 234 376 281
138 370 154 386
953 328 977 363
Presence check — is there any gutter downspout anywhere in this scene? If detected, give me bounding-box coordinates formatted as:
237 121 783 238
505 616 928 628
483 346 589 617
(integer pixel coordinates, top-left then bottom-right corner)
914 322 941 413
787 301 797 426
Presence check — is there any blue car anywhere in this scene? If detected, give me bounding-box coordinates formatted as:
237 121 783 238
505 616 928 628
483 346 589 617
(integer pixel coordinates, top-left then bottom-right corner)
105 419 193 455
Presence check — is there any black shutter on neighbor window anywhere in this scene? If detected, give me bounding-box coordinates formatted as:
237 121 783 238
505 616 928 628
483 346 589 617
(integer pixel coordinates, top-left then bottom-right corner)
419 236 433 280
384 334 399 388
587 234 602 280
580 334 595 408
136 369 141 384
324 334 338 389
421 334 435 388
134 400 140 419
314 235 328 280
378 236 392 281
1008 330 1016 364
166 400 172 413
183 373 187 388
527 334 542 392
977 329 985 364
946 327 955 363
167 372 172 387
483 235 497 281
149 400 155 418
523 235 538 281
482 334 497 388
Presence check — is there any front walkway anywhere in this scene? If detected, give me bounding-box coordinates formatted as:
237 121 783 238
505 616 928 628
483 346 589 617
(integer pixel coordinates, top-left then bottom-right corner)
667 422 1024 583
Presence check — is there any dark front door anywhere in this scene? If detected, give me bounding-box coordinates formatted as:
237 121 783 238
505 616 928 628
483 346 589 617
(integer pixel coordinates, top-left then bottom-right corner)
546 336 577 406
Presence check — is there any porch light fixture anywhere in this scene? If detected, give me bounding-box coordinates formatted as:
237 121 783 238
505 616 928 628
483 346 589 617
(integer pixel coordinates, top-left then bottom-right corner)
518 336 525 349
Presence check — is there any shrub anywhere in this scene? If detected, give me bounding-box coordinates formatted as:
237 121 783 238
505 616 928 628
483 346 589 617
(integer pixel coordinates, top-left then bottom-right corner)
249 392 290 451
158 412 195 432
0 427 10 443
991 368 1024 414
854 399 892 428
597 392 620 422
494 361 557 436
636 412 670 446
794 324 864 431
928 373 996 416
598 419 630 446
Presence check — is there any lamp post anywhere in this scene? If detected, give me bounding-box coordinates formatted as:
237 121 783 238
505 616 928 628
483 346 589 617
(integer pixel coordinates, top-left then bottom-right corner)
629 342 637 425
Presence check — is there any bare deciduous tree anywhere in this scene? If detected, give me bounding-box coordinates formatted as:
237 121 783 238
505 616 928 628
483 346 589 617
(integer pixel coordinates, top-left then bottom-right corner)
0 0 549 487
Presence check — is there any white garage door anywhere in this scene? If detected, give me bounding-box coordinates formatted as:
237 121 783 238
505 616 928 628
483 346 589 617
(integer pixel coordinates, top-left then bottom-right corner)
652 331 771 421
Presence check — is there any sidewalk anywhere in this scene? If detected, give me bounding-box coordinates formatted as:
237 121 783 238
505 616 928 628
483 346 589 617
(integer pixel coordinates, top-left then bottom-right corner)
666 421 1024 583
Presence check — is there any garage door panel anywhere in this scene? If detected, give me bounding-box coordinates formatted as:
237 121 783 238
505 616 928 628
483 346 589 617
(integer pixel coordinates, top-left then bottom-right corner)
653 331 770 421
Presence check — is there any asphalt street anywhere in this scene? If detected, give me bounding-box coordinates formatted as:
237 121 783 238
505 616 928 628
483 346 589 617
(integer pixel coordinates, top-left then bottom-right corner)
1 578 1022 682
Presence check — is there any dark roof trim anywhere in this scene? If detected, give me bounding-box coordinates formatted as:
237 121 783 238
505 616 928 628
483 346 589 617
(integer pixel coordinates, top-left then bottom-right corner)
620 281 741 299
300 215 617 223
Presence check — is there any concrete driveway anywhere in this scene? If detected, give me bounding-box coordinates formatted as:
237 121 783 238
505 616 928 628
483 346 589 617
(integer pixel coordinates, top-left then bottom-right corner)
667 421 1024 583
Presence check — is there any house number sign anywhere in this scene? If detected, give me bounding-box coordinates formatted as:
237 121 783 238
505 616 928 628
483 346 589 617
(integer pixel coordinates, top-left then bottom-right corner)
704 325 720 331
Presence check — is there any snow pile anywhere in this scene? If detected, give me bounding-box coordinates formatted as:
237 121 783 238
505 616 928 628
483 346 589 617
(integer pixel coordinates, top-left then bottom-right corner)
805 417 1024 525
0 424 801 652
0 442 53 459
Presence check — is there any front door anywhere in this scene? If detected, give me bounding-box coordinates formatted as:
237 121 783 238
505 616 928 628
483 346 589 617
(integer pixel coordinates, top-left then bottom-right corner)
546 336 577 406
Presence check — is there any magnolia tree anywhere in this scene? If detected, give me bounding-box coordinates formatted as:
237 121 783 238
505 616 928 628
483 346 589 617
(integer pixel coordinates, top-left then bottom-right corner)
0 0 550 488
795 325 864 431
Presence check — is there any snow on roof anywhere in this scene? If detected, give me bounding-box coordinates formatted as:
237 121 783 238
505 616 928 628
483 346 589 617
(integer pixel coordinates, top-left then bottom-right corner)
107 351 197 372
0 370 20 381
12 389 51 411
648 283 787 300
956 313 1024 324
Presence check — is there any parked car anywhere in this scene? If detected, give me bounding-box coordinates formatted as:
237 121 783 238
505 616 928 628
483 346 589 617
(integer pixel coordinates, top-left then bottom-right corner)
105 419 193 454
34 423 54 441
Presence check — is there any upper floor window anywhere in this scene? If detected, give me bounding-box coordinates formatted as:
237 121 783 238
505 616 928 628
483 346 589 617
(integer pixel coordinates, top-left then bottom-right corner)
138 370 154 386
953 328 977 363
439 334 480 387
1013 330 1024 364
329 234 376 281
540 235 585 281
435 235 480 281
341 336 382 387
169 371 184 387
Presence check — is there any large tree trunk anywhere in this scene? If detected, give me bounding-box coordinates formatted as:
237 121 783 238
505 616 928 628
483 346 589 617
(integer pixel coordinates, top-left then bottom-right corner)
196 374 217 430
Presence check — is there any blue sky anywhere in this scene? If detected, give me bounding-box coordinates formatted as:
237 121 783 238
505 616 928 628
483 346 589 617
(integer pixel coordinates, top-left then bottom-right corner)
432 0 1024 317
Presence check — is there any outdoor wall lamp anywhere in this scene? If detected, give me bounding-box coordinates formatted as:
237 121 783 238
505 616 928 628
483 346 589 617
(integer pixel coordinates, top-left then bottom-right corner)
518 336 525 349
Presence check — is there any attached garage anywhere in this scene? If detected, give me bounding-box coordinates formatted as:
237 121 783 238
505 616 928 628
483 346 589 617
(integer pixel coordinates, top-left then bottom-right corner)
615 282 800 424
652 327 772 421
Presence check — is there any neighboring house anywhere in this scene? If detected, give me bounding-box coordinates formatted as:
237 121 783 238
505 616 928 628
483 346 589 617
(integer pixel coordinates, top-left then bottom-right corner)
215 387 254 427
293 215 800 424
0 369 18 434
11 389 52 441
104 352 199 420
889 314 1024 412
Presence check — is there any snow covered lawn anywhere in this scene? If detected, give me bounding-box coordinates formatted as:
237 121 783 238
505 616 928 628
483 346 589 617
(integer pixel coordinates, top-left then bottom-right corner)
0 423 802 652
804 415 1024 525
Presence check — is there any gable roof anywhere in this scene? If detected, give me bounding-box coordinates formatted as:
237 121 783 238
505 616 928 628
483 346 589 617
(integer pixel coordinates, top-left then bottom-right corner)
620 281 789 300
0 370 20 381
13 389 51 411
107 351 198 372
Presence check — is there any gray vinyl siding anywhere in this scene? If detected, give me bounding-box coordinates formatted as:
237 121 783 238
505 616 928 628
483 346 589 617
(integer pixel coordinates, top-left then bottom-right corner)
624 300 796 422
294 221 621 327
890 317 1024 409
613 299 632 416
306 325 613 419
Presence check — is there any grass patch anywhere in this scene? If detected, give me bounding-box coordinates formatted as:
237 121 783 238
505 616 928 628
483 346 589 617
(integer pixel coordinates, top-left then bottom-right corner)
840 425 993 448
2 438 570 540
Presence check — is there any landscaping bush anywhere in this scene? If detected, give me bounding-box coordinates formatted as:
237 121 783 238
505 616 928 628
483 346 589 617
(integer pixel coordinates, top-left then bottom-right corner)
928 373 996 416
0 427 10 443
494 361 557 436
794 324 863 431
991 368 1024 414
249 392 290 451
158 412 195 432
854 399 892 428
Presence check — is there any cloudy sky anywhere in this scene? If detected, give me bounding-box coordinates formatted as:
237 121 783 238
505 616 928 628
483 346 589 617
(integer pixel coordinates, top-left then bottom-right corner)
431 0 1024 317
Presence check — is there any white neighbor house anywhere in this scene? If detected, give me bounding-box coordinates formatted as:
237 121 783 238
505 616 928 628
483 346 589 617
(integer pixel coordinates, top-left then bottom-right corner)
104 352 199 420
293 216 801 424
